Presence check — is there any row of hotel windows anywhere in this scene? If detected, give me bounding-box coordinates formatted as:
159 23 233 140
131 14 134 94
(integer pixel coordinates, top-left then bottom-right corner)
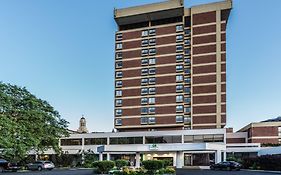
60 134 224 146
115 84 191 97
114 96 190 107
116 24 190 41
115 72 190 82
116 36 189 49
115 52 190 66
115 105 191 116
115 85 190 98
115 44 190 56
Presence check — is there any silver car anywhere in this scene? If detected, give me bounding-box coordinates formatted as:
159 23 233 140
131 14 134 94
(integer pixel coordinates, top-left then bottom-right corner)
26 161 55 171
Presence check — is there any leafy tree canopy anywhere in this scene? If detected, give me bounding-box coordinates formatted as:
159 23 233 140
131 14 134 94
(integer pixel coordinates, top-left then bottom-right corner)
0 82 69 162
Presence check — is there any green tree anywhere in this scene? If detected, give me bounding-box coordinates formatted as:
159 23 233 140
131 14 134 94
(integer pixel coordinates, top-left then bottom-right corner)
0 82 69 162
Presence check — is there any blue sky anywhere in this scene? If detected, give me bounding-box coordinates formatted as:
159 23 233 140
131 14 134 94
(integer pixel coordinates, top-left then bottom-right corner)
0 0 280 132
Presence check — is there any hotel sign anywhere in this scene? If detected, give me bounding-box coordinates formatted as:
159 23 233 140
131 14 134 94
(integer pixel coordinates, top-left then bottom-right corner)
149 144 159 150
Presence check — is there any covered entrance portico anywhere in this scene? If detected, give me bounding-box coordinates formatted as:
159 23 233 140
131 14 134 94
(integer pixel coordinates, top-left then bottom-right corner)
97 143 226 168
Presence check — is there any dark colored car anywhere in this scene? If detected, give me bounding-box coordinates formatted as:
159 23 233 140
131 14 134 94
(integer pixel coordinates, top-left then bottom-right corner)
210 161 242 171
26 161 55 171
0 159 21 172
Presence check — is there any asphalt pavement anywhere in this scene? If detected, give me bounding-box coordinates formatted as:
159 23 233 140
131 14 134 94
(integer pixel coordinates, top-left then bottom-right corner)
0 169 93 175
176 169 281 175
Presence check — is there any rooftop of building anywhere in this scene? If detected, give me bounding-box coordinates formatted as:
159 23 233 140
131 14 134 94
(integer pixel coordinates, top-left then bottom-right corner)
114 0 232 26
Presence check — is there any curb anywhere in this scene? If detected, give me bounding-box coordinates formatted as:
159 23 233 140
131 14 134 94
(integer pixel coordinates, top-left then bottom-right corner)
242 169 281 174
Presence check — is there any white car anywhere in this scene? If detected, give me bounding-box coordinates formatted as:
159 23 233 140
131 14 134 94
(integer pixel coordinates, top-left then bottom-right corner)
26 161 55 171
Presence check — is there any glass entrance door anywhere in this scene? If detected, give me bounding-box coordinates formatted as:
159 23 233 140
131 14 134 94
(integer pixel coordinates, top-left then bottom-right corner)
184 154 192 166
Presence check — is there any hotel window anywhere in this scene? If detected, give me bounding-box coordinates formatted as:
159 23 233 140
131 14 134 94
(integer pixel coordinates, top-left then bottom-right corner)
148 117 156 124
60 139 82 146
115 99 122 106
115 109 122 116
115 81 122 87
141 117 148 124
176 25 183 32
176 65 183 72
176 105 184 112
141 58 148 65
148 87 156 94
184 87 191 94
184 107 191 113
116 71 123 78
176 115 184 123
141 68 148 75
176 45 183 52
141 88 148 95
141 98 148 104
84 138 107 145
142 49 149 56
185 48 191 55
149 68 156 75
176 85 184 92
184 97 191 104
141 107 148 114
141 78 148 85
176 55 183 62
185 78 191 84
184 116 191 124
116 33 122 40
149 38 156 46
115 90 122 97
176 95 184 102
148 77 156 85
116 61 122 69
148 97 155 104
149 48 156 55
116 52 122 59
142 30 148 37
142 39 149 46
110 137 143 145
115 118 122 125
148 107 156 114
176 75 183 82
185 69 191 74
149 29 156 36
184 29 191 36
184 39 190 45
176 35 183 42
116 43 122 50
184 58 191 65
149 58 156 65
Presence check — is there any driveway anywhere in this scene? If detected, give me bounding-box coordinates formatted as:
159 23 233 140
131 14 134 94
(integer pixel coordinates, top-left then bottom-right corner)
176 169 280 175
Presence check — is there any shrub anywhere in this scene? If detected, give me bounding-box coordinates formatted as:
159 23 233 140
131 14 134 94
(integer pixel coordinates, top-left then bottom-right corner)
163 167 176 174
142 160 164 174
93 160 115 174
242 155 281 171
115 159 129 169
162 160 173 168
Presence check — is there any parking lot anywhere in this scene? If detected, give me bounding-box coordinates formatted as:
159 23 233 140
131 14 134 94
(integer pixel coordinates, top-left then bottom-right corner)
0 169 93 175
176 169 281 175
2 169 280 175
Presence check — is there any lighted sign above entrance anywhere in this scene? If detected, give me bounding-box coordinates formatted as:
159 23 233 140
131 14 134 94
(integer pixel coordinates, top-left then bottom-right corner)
149 144 159 150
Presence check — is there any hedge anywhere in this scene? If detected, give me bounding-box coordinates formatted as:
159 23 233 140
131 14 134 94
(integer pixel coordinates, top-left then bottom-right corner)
93 160 115 174
243 155 281 171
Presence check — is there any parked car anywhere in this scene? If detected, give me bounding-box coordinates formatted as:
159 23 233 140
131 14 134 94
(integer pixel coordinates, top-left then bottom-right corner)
0 159 21 172
210 161 242 171
26 161 55 171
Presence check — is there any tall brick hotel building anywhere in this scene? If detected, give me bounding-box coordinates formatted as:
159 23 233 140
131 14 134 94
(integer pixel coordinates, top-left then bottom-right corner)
114 0 231 131
58 1 281 167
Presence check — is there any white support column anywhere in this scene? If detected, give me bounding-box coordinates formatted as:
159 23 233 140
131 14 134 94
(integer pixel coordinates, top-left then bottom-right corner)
176 151 184 168
135 152 141 168
107 153 110 161
173 153 177 167
223 151 227 161
215 150 222 163
99 153 103 161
